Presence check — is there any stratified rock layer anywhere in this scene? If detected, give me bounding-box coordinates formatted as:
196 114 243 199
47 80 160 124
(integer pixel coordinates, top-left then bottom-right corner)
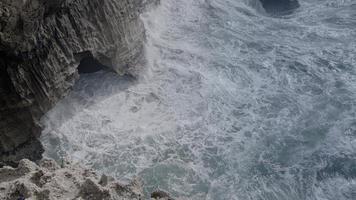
0 0 154 165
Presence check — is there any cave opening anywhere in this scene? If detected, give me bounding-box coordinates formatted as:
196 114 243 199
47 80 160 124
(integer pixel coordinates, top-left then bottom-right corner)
259 0 300 15
77 56 109 74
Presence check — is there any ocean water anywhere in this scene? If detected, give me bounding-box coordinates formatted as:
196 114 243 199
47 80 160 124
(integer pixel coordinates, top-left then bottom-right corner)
41 0 356 199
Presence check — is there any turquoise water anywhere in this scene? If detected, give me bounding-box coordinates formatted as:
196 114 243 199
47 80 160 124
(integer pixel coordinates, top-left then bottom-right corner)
42 0 356 199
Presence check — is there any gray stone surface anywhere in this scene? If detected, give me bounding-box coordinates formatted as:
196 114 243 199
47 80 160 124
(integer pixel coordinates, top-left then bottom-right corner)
0 0 156 165
0 159 146 200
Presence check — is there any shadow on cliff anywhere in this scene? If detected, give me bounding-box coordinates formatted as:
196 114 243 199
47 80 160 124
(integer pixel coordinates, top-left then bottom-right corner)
77 56 111 74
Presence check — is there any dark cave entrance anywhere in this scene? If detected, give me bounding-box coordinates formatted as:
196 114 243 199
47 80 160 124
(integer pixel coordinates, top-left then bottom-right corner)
259 0 300 15
77 56 109 74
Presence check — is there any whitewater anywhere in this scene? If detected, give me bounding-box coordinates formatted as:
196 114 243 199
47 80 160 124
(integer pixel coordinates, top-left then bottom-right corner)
41 0 356 199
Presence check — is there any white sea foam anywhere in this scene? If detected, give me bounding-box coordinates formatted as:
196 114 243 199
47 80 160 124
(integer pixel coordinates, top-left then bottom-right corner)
41 0 356 199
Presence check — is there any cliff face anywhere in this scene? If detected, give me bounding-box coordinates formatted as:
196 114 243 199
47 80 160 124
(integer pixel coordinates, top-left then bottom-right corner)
0 0 154 166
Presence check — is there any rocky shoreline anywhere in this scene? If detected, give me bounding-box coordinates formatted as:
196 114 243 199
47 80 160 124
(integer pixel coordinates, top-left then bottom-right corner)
0 0 175 199
0 159 173 200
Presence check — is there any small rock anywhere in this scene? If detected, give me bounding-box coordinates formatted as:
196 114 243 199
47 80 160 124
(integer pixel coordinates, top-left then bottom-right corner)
39 159 59 171
17 159 38 174
9 181 32 199
99 174 108 186
151 190 174 200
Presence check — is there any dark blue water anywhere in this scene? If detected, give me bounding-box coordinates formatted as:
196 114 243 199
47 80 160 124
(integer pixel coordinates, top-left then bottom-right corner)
42 0 356 199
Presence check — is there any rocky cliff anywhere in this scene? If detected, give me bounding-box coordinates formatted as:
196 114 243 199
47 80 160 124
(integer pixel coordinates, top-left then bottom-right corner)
0 0 155 166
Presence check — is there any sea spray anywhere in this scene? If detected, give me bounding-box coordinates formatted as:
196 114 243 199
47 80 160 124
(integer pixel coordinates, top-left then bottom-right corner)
41 0 356 199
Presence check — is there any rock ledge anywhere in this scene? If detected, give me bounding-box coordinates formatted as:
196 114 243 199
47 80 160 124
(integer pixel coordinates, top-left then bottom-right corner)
0 159 173 200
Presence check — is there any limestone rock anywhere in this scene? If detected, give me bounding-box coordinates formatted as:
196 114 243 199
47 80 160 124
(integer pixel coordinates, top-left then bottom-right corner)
0 159 145 200
0 0 157 165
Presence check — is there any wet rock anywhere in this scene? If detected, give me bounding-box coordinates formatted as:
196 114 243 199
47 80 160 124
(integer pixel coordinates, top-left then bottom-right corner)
151 190 174 200
99 174 114 187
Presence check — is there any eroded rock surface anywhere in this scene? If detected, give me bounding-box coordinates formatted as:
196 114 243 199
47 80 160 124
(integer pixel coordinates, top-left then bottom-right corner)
0 0 156 165
0 159 147 200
